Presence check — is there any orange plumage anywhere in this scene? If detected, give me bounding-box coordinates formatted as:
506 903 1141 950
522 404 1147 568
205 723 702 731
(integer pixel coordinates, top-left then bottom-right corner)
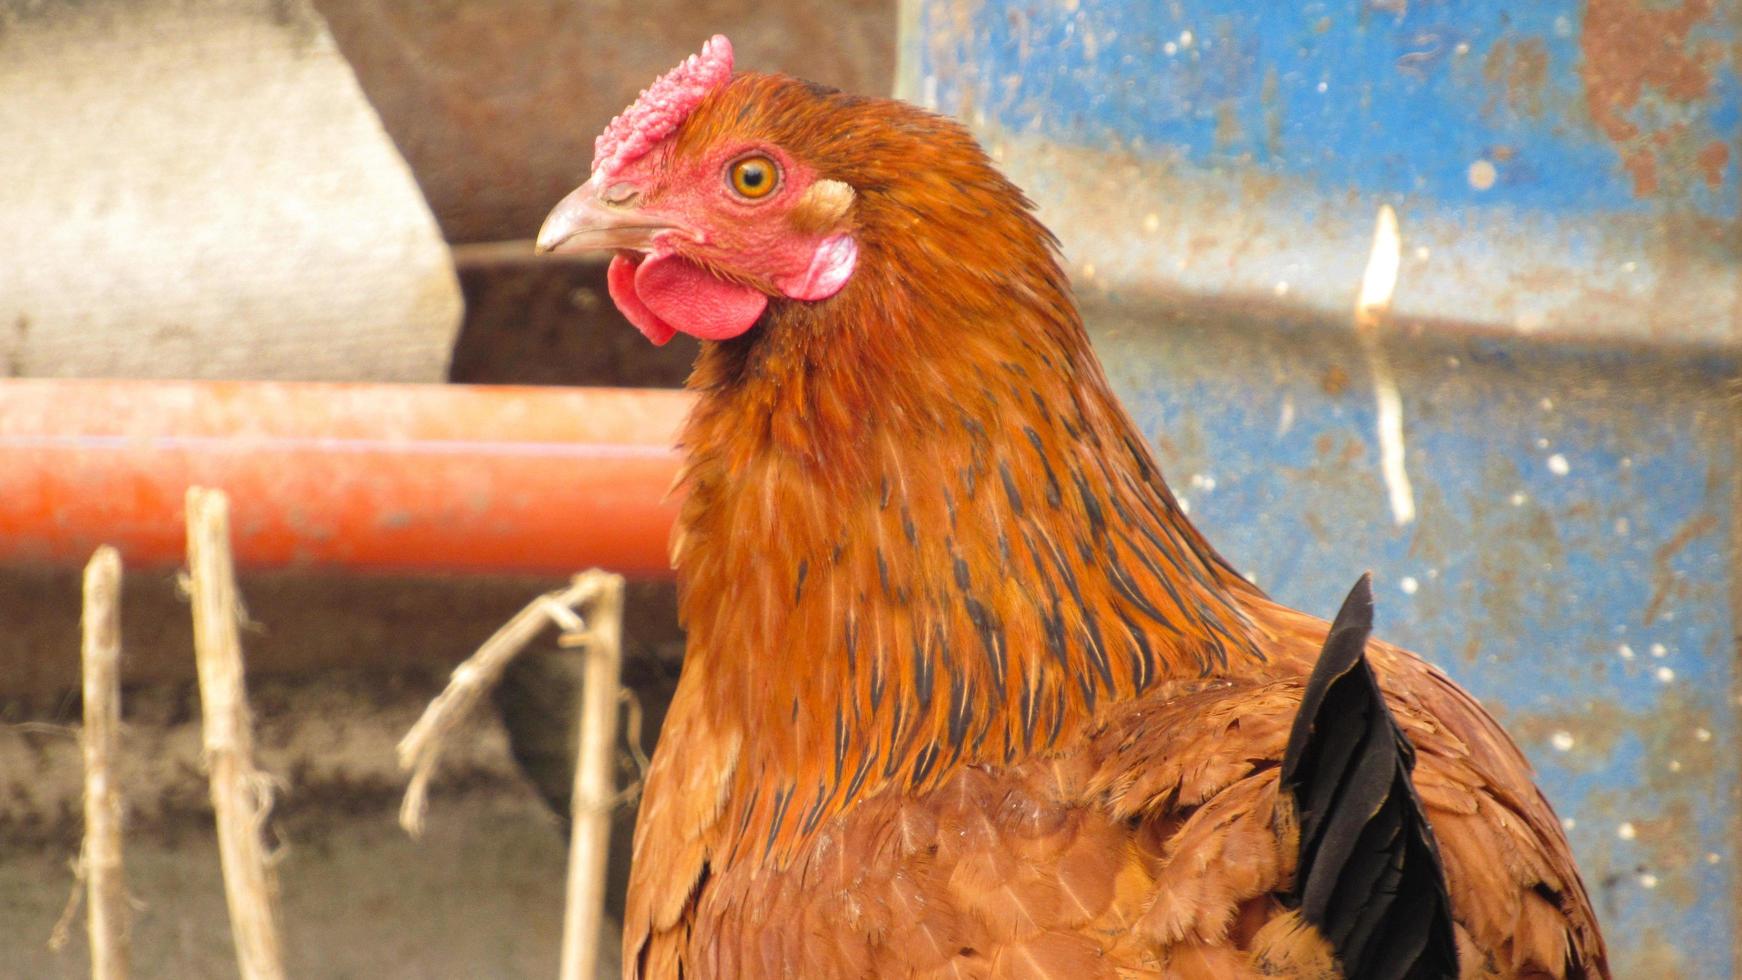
540 48 1608 980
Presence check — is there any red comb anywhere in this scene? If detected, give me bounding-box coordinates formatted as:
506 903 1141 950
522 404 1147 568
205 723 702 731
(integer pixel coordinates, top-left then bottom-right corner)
592 35 734 178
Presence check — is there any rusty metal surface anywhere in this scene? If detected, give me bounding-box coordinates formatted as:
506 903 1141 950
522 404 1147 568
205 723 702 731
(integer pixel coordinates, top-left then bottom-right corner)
904 2 1739 974
1082 295 1734 977
901 0 1740 347
312 0 896 244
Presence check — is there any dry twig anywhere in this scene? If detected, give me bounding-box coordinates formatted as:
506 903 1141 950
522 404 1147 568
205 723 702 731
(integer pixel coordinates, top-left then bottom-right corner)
559 571 625 980
81 546 130 979
395 571 615 837
186 488 285 980
395 569 629 978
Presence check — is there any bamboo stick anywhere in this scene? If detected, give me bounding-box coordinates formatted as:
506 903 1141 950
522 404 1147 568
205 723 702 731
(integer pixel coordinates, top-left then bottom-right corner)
186 487 285 980
559 571 625 980
80 546 130 980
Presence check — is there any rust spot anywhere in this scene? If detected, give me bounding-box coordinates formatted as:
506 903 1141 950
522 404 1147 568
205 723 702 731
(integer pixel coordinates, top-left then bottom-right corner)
1319 364 1350 397
1695 140 1730 189
1644 511 1717 624
1579 0 1724 197
1624 147 1660 197
1483 38 1549 117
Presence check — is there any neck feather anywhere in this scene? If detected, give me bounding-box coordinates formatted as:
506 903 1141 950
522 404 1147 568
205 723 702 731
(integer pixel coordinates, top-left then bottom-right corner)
669 207 1266 866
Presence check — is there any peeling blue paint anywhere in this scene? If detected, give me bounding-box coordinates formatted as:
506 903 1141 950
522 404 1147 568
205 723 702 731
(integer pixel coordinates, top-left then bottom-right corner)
918 1 1740 216
906 1 1740 973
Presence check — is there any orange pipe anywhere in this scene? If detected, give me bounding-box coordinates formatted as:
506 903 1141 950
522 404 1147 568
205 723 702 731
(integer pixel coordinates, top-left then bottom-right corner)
0 380 694 577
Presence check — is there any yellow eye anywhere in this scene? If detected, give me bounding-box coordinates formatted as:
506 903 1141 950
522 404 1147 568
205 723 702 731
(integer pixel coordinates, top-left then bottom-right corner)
729 155 779 199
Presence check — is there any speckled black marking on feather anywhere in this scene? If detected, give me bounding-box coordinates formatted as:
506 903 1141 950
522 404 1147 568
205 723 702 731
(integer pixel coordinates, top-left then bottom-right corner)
1039 597 1071 672
900 508 916 546
764 783 794 857
1078 617 1115 695
832 708 848 781
1114 525 1195 620
869 655 886 711
795 559 808 605
1195 598 1245 669
798 780 836 836
961 464 977 499
1074 659 1099 711
1043 535 1084 602
883 701 910 777
1047 686 1068 746
999 461 1026 517
1075 535 1095 564
1028 546 1108 696
1070 400 1102 449
1029 389 1052 420
877 731 905 779
1019 338 1056 371
844 749 877 805
1106 489 1137 527
1072 469 1107 537
960 413 989 447
790 698 800 722
1104 540 1180 633
1022 427 1065 508
733 783 762 853
1018 677 1039 752
1113 605 1156 691
912 635 935 710
844 610 859 673
1122 433 1158 482
1130 498 1198 580
963 595 1007 690
876 548 891 598
946 666 972 752
879 476 890 509
910 741 940 788
1020 527 1051 582
970 699 997 754
1171 523 1231 595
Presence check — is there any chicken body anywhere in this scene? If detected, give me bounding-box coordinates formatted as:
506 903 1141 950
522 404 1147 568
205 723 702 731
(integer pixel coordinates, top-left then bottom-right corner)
538 44 1607 979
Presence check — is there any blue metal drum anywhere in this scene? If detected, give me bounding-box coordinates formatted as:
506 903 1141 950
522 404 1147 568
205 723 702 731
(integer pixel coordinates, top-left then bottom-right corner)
902 2 1739 973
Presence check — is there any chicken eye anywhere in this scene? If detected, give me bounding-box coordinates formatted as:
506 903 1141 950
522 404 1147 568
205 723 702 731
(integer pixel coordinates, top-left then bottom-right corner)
728 155 779 199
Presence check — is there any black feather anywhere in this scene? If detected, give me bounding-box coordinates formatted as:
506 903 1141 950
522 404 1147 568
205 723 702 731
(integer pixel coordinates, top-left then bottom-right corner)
1280 574 1458 980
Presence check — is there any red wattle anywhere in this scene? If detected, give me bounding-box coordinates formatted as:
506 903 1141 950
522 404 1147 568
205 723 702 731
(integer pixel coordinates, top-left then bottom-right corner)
607 253 677 346
635 253 768 342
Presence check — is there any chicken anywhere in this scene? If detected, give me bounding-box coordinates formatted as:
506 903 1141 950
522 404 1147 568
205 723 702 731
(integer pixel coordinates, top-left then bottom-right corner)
536 36 1608 979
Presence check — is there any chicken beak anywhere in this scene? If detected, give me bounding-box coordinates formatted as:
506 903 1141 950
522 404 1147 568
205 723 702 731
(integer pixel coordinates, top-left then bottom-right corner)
535 177 676 255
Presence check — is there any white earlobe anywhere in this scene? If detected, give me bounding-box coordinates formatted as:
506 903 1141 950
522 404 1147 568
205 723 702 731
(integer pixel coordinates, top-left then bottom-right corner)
778 235 858 301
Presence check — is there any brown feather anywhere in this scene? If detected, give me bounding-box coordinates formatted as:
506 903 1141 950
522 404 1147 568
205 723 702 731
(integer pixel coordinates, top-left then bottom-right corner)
611 69 1608 980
